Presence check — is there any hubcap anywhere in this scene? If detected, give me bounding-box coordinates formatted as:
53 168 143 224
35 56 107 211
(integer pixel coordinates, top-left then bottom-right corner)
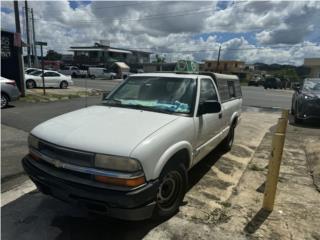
27 81 34 88
157 171 182 210
1 96 7 107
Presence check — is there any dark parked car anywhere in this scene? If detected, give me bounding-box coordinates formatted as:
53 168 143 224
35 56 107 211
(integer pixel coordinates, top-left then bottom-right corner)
263 77 282 89
291 78 320 123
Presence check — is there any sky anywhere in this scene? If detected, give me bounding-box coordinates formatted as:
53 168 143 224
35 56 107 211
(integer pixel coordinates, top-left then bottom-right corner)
1 0 320 65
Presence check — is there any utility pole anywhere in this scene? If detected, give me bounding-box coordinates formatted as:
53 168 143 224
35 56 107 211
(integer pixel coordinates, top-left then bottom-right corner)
25 0 31 67
14 0 26 97
216 45 221 73
31 8 38 67
36 41 47 95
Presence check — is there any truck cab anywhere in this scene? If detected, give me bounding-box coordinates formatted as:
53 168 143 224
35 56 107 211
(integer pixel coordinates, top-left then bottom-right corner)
23 72 242 221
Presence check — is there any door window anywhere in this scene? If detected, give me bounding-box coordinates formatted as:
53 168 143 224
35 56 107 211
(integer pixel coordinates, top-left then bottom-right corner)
200 78 218 102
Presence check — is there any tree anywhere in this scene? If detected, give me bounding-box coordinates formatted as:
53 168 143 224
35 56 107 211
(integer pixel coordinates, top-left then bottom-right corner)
155 54 166 63
45 50 62 61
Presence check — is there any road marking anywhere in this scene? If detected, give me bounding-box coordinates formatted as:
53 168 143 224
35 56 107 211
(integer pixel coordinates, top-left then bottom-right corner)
1 180 36 207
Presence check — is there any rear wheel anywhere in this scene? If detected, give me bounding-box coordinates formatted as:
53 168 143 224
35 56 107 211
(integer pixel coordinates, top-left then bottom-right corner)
1 93 9 109
91 75 95 79
26 79 36 89
60 81 68 89
153 163 187 219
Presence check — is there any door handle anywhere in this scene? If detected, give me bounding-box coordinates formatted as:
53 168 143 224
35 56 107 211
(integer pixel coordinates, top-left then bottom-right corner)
219 113 222 119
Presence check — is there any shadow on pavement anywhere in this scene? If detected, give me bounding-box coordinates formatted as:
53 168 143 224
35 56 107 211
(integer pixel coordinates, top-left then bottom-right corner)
244 208 271 234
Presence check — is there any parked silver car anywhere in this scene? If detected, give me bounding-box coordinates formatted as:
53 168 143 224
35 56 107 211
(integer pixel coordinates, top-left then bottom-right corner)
1 76 21 108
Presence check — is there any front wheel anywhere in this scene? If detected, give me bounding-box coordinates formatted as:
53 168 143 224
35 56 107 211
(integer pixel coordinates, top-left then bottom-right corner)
153 163 187 219
26 79 36 89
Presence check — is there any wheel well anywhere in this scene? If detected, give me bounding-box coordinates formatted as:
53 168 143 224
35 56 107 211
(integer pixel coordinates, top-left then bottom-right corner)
167 149 190 170
232 116 238 127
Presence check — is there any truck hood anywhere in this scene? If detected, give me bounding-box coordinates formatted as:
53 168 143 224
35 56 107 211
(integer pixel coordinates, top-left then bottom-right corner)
31 105 180 156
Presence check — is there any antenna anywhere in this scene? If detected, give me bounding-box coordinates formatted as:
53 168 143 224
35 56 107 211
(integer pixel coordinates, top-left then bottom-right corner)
85 75 88 107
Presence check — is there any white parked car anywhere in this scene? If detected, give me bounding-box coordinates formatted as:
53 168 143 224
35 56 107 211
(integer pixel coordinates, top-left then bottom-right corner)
23 72 242 220
25 70 74 89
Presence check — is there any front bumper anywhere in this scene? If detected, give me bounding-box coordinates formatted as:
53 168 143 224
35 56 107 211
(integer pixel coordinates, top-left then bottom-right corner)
297 100 320 120
22 156 159 220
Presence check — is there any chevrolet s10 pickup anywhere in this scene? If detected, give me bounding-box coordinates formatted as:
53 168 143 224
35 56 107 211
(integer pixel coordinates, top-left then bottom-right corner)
23 71 242 220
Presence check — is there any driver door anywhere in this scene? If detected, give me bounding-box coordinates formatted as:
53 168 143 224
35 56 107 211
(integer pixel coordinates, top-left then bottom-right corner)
193 78 224 164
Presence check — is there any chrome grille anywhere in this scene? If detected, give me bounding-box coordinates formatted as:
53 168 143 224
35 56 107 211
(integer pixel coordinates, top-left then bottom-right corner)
38 141 94 167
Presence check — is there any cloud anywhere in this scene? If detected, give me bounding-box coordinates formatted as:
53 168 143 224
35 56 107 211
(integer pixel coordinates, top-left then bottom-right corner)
1 0 319 66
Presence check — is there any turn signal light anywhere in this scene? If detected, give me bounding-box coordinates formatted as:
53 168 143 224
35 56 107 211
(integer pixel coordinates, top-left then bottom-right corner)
95 175 145 187
29 151 40 161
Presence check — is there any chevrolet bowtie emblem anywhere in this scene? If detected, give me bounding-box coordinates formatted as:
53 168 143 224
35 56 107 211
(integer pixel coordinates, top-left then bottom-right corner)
53 159 62 168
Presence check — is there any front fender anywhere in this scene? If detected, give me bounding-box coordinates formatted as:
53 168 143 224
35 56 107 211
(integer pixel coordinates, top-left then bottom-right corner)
153 141 193 179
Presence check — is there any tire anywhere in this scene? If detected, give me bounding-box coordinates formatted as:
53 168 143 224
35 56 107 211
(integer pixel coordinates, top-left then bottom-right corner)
26 79 36 89
1 93 9 109
60 81 68 89
153 163 187 219
110 75 114 80
294 104 303 124
91 75 95 79
220 124 235 152
71 73 77 78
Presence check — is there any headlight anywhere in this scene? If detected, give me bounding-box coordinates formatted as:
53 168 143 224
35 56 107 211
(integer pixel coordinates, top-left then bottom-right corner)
95 154 141 172
28 134 39 149
303 94 316 100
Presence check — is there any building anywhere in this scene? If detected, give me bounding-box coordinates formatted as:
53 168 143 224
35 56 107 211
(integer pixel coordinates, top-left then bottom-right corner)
69 41 151 68
200 60 245 73
304 58 320 78
200 60 247 80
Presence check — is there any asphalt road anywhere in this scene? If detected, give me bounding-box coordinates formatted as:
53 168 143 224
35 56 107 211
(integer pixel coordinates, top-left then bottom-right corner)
242 85 293 109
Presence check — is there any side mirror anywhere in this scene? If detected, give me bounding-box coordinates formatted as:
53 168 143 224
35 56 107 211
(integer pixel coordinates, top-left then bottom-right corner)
198 100 221 115
293 85 300 92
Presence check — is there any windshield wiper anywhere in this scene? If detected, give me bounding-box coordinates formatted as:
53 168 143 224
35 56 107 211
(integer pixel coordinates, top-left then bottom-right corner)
121 104 173 114
102 98 122 105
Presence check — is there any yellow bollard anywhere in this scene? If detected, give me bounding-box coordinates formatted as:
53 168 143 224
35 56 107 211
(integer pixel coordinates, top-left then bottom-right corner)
276 118 287 134
281 109 289 120
262 110 289 212
262 133 286 211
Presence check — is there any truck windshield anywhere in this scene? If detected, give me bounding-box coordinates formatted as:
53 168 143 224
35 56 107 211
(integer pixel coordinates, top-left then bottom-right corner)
103 76 196 114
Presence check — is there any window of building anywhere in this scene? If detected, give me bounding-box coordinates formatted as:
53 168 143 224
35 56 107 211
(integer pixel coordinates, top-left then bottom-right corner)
207 62 212 67
224 63 228 71
235 63 238 68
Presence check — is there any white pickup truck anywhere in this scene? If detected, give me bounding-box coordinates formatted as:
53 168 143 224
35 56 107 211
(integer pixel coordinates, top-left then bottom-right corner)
23 72 242 220
59 66 87 78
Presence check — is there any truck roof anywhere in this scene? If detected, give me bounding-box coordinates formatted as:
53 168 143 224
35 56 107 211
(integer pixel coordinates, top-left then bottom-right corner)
129 72 239 80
